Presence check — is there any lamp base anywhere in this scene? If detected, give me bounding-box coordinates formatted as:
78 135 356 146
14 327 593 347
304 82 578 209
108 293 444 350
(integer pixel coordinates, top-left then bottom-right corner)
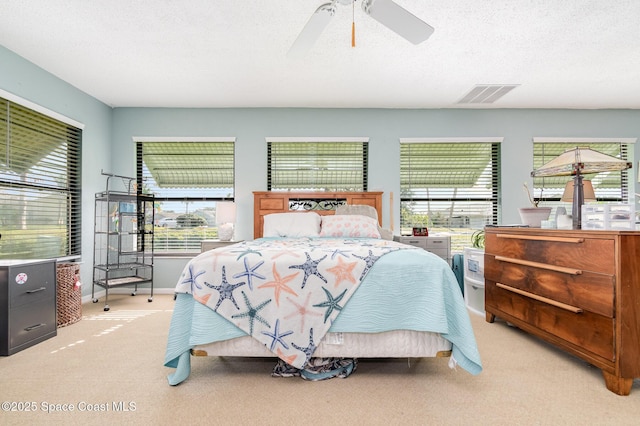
557 214 573 229
218 223 234 241
572 174 585 230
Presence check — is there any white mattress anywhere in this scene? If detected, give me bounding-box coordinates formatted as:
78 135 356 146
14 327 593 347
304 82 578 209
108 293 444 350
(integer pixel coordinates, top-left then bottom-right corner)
192 330 452 358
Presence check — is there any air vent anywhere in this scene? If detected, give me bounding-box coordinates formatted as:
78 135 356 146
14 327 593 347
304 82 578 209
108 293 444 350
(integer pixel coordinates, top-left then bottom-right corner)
458 85 519 104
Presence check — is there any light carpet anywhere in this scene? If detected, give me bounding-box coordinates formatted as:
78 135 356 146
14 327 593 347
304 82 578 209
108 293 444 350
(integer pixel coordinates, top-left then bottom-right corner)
1 293 639 425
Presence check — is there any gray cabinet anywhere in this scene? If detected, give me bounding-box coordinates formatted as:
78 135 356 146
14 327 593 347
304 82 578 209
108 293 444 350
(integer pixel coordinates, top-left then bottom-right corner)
0 259 57 356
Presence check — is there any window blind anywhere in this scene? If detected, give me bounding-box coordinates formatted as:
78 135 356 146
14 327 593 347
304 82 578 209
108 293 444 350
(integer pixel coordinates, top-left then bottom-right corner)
139 141 234 190
267 140 368 191
0 98 82 259
400 141 500 251
136 140 235 253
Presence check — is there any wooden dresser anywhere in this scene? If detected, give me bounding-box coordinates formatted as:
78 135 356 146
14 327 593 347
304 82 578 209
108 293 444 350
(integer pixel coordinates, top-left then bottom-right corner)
484 227 640 395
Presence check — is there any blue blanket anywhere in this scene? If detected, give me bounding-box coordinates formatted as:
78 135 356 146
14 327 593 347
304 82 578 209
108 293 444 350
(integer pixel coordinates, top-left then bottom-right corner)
165 239 482 385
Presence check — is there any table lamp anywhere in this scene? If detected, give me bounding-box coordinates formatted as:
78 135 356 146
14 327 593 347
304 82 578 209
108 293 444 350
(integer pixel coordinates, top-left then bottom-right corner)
216 201 236 241
531 147 631 229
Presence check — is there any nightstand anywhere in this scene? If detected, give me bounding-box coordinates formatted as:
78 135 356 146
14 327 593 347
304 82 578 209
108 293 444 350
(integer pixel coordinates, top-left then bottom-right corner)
394 235 451 265
201 240 241 253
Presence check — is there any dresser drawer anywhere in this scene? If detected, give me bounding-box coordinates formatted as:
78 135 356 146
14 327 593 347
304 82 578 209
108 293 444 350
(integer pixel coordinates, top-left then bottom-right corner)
9 262 56 308
9 298 57 352
425 238 449 250
396 237 427 249
486 282 614 361
485 254 614 317
485 232 615 275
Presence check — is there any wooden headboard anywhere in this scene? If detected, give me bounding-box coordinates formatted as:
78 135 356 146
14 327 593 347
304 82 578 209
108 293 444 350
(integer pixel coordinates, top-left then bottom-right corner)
253 191 383 239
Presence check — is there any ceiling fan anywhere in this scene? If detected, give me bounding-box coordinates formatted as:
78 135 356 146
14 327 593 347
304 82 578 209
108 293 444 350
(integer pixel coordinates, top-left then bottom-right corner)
288 0 434 58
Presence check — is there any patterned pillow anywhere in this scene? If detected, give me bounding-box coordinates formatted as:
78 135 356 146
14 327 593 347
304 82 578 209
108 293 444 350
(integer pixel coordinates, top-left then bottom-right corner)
320 214 381 238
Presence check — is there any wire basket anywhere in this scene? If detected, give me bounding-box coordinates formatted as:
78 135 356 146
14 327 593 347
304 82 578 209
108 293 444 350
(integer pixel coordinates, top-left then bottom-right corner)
56 263 82 327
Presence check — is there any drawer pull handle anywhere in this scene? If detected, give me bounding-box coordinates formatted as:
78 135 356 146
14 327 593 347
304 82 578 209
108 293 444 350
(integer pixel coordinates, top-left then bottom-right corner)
26 287 47 294
496 283 583 313
495 256 582 275
24 323 46 332
496 234 584 244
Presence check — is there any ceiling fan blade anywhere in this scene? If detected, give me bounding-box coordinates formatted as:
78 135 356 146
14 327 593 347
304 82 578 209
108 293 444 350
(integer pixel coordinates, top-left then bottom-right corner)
362 0 434 44
288 3 336 58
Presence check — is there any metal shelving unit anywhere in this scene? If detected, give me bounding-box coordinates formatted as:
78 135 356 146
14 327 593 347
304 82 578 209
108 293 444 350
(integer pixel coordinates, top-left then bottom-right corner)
92 172 154 311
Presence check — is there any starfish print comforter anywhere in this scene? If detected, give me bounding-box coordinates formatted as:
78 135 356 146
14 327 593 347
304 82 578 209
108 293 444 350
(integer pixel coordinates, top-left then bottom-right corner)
176 238 415 368
173 237 417 369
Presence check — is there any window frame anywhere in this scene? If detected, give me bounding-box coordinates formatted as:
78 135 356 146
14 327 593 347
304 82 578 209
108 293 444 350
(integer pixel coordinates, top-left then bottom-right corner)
399 137 502 251
134 137 236 255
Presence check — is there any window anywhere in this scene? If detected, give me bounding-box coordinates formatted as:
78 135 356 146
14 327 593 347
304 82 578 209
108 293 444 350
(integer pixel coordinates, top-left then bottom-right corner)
267 137 368 191
135 138 235 254
400 138 501 251
0 96 82 260
532 138 634 213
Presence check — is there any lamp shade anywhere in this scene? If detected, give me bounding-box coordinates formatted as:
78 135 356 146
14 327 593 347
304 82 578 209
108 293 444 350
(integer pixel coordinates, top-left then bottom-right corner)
531 147 631 177
215 201 236 225
561 180 596 202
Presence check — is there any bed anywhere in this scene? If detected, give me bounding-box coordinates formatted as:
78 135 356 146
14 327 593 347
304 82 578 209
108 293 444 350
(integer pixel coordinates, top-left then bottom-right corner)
164 191 482 385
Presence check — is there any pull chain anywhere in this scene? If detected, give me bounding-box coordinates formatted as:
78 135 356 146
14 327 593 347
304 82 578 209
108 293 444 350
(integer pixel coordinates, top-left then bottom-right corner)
352 0 356 47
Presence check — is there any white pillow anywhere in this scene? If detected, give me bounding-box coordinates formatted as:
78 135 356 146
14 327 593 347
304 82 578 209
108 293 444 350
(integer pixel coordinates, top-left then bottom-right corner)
263 212 321 237
319 214 381 238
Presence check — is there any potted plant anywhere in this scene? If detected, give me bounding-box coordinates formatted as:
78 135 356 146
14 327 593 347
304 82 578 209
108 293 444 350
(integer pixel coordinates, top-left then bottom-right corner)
471 229 485 249
519 183 552 227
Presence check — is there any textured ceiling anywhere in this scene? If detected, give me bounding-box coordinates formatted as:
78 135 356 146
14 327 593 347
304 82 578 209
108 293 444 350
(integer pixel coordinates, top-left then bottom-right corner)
1 0 639 109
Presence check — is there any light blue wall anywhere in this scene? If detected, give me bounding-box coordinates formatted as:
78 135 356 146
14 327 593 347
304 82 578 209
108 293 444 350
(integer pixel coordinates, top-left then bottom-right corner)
3 45 640 292
1 46 113 296
113 107 640 240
